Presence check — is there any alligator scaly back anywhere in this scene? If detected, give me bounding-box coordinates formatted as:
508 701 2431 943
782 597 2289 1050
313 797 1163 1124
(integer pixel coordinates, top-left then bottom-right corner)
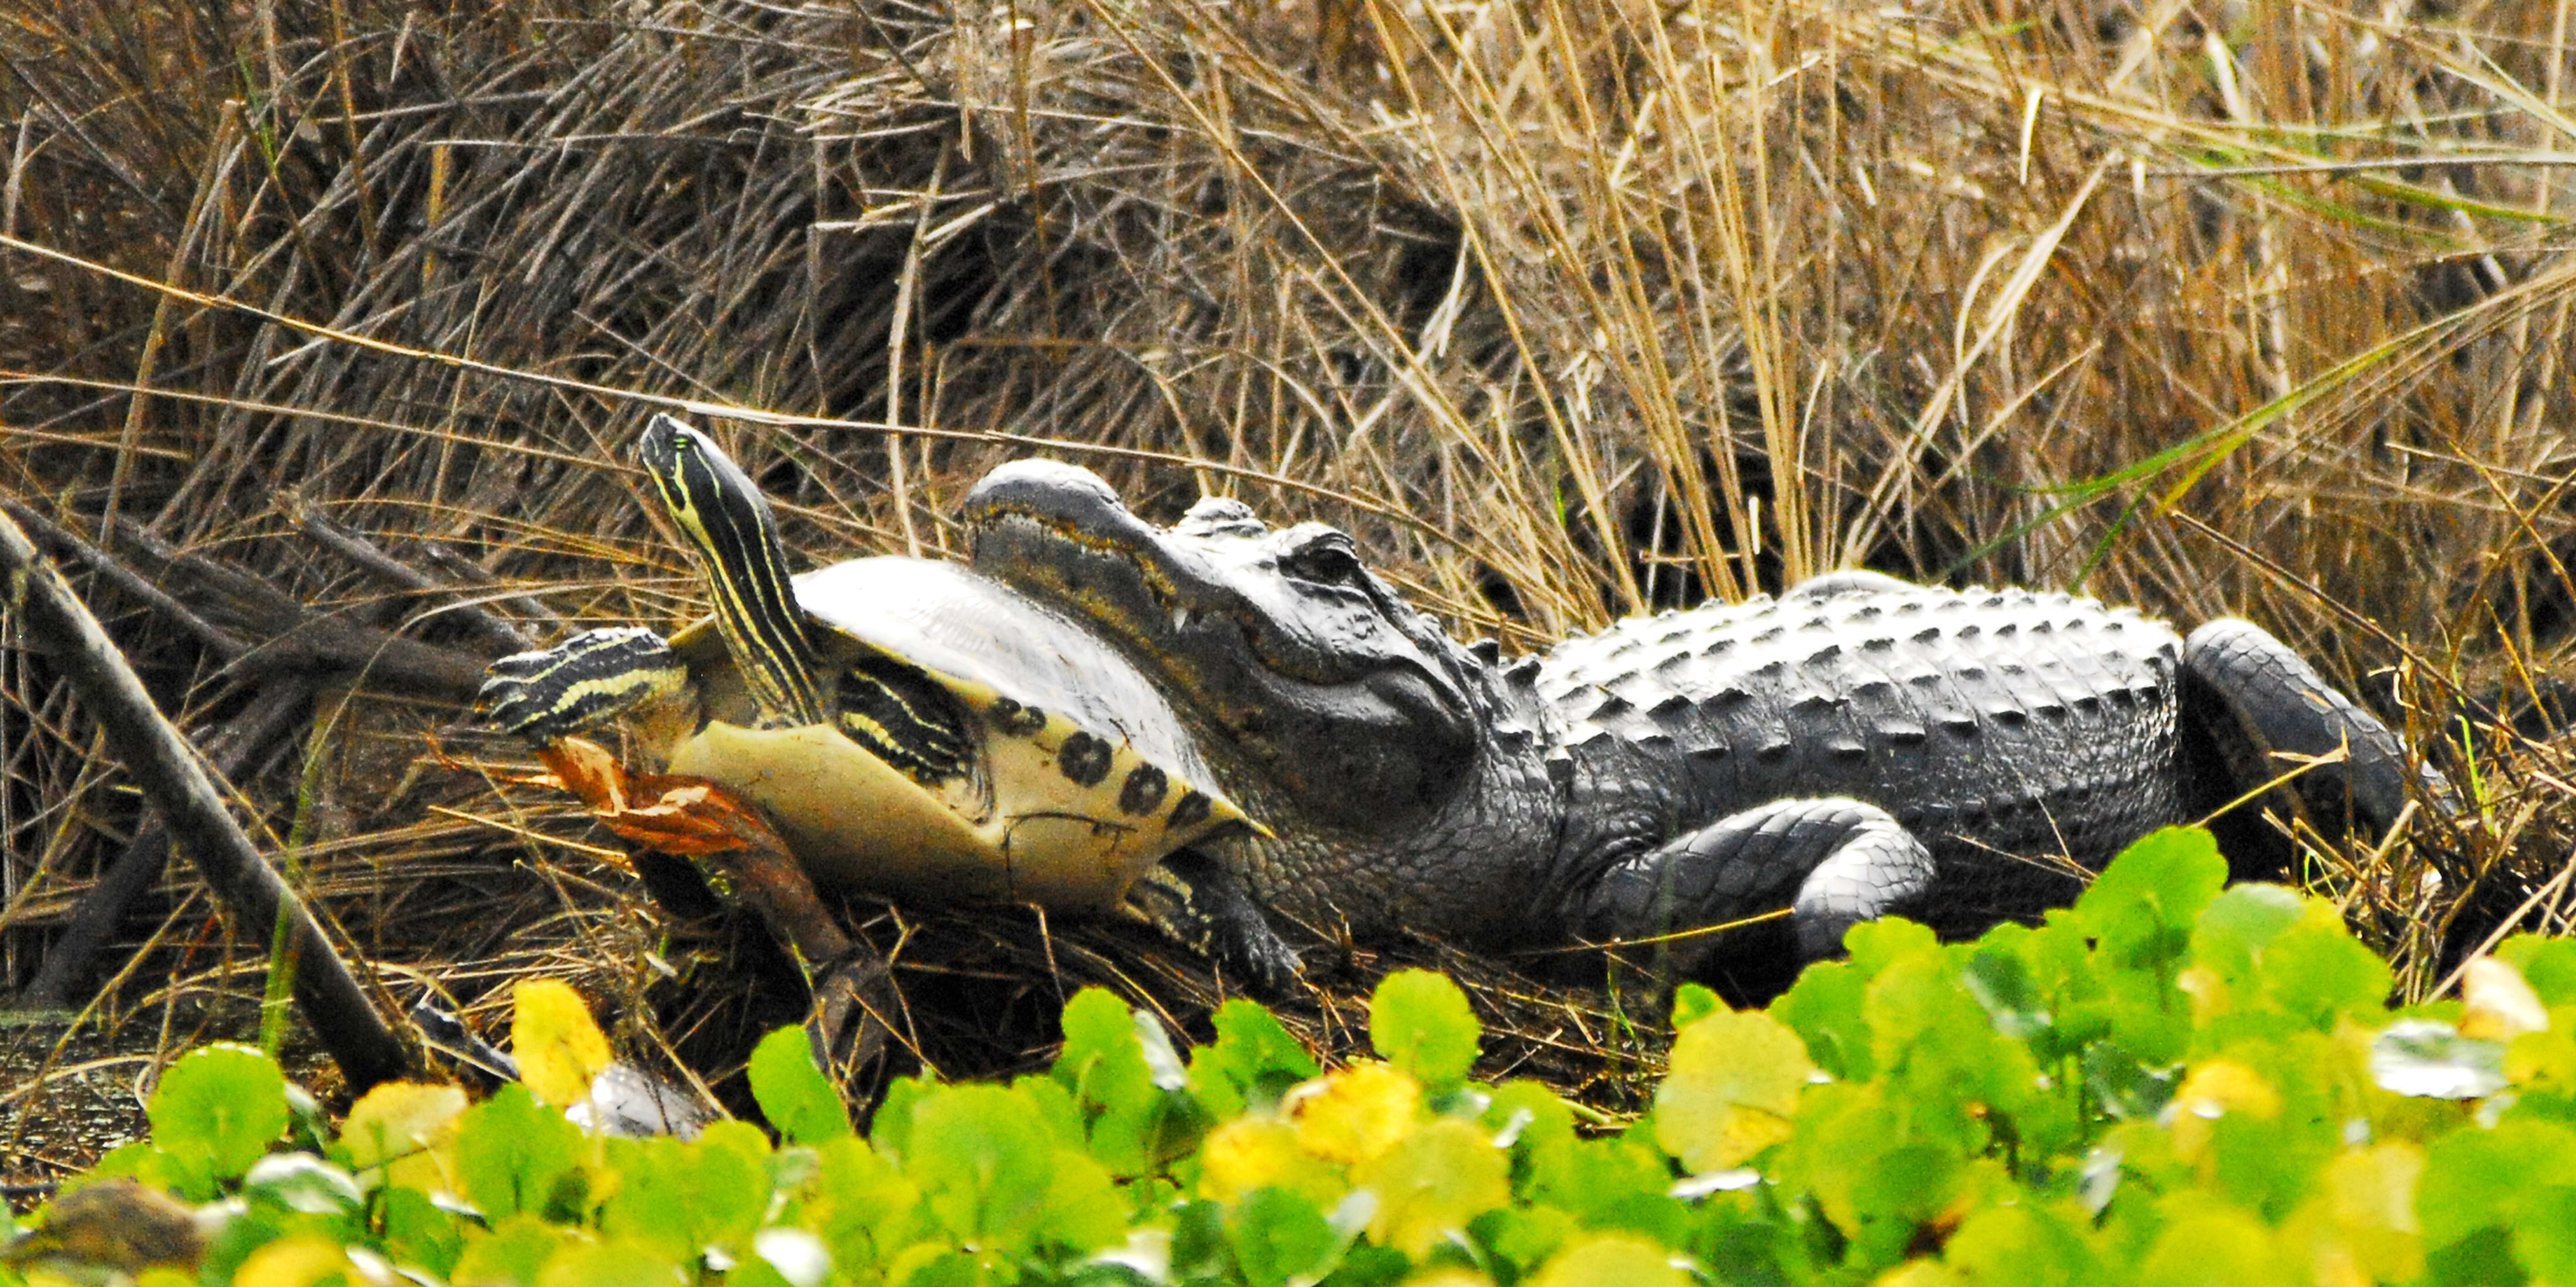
1539 579 2188 901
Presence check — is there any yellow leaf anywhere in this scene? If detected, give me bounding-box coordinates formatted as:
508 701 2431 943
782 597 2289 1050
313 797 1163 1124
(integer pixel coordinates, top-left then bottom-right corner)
233 1233 389 1287
1652 1008 1814 1173
2316 1143 2424 1283
1404 1270 1496 1287
1289 1062 1421 1165
2460 957 2548 1042
343 1082 467 1190
1530 1234 1691 1287
1873 1263 1967 1287
1199 1116 1342 1205
1355 1118 1510 1257
514 980 613 1110
2168 1058 2279 1163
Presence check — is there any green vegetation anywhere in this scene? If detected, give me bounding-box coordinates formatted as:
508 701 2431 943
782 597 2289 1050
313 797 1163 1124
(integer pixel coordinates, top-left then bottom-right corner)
12 826 2576 1286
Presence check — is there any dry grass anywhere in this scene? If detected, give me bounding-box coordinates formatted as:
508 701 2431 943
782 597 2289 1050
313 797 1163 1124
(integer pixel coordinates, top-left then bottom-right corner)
0 0 2572 1174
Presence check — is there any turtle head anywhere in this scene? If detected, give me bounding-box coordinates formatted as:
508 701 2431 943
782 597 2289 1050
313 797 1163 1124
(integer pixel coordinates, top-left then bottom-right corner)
963 460 1488 829
636 416 829 728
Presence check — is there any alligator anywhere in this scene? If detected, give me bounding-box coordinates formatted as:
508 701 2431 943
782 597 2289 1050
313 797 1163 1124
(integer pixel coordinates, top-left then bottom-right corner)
962 460 2451 994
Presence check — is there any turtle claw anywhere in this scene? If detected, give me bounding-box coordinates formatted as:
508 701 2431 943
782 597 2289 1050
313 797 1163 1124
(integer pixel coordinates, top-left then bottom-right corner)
1130 850 1304 997
478 626 687 743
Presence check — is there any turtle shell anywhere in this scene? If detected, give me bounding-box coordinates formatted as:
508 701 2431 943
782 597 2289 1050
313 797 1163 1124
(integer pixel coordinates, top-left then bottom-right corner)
661 557 1257 910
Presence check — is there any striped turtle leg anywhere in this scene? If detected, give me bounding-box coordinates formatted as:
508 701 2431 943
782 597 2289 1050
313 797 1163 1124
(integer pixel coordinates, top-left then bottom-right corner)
1125 850 1303 995
479 626 691 743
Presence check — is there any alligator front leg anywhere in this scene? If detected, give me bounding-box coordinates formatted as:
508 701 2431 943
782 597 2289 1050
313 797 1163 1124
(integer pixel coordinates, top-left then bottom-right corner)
2179 619 2456 855
1578 797 1936 968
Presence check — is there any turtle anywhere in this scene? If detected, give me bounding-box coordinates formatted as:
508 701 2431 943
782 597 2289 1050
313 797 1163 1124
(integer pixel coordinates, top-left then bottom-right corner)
478 415 1301 981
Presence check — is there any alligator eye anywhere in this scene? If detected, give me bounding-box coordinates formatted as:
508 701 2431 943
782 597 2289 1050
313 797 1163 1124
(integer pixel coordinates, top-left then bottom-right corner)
1285 542 1364 586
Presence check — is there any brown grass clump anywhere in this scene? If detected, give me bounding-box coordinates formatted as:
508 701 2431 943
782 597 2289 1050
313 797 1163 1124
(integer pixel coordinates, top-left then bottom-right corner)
0 0 2571 1174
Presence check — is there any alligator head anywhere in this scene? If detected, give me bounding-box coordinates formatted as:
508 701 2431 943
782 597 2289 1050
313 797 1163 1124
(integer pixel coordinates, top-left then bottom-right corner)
962 460 1494 833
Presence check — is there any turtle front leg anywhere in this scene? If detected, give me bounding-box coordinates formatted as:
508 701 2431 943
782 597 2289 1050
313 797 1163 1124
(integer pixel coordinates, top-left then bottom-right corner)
2178 618 2457 850
1578 797 1937 972
479 627 691 743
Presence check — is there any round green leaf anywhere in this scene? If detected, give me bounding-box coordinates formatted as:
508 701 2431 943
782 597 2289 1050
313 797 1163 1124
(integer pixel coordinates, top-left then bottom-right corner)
1228 1187 1338 1287
749 1027 852 1145
1369 970 1481 1088
147 1043 289 1184
1654 1008 1814 1173
1531 1233 1690 1287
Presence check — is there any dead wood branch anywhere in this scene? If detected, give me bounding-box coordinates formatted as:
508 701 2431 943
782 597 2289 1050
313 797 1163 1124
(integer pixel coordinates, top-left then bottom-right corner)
0 506 412 1090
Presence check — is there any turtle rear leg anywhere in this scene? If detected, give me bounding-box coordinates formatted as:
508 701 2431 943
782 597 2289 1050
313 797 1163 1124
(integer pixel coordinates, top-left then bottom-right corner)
479 626 690 743
1579 797 1937 982
1125 850 1304 995
2179 619 2456 868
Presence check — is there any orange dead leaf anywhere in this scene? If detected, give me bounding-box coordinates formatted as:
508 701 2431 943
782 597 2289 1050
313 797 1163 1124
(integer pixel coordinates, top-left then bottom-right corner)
533 737 793 862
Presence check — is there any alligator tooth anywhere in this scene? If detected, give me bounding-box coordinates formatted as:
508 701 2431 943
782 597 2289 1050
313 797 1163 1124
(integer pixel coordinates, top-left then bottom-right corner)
1172 607 1194 632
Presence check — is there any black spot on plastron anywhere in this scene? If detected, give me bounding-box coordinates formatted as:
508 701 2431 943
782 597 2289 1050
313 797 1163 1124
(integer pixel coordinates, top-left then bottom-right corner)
1058 733 1114 786
1119 765 1169 815
1169 790 1212 829
989 697 1047 736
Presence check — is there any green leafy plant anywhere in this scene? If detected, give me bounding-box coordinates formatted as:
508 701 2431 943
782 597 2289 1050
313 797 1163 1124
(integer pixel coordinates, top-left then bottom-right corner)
12 826 2576 1287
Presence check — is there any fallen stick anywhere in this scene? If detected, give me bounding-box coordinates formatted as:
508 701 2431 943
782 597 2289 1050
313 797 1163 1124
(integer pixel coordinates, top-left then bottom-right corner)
2 500 494 699
0 506 412 1090
15 677 319 1011
281 494 535 653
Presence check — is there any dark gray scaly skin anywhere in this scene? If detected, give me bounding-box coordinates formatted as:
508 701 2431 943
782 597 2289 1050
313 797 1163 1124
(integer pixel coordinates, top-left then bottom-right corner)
962 461 2452 991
